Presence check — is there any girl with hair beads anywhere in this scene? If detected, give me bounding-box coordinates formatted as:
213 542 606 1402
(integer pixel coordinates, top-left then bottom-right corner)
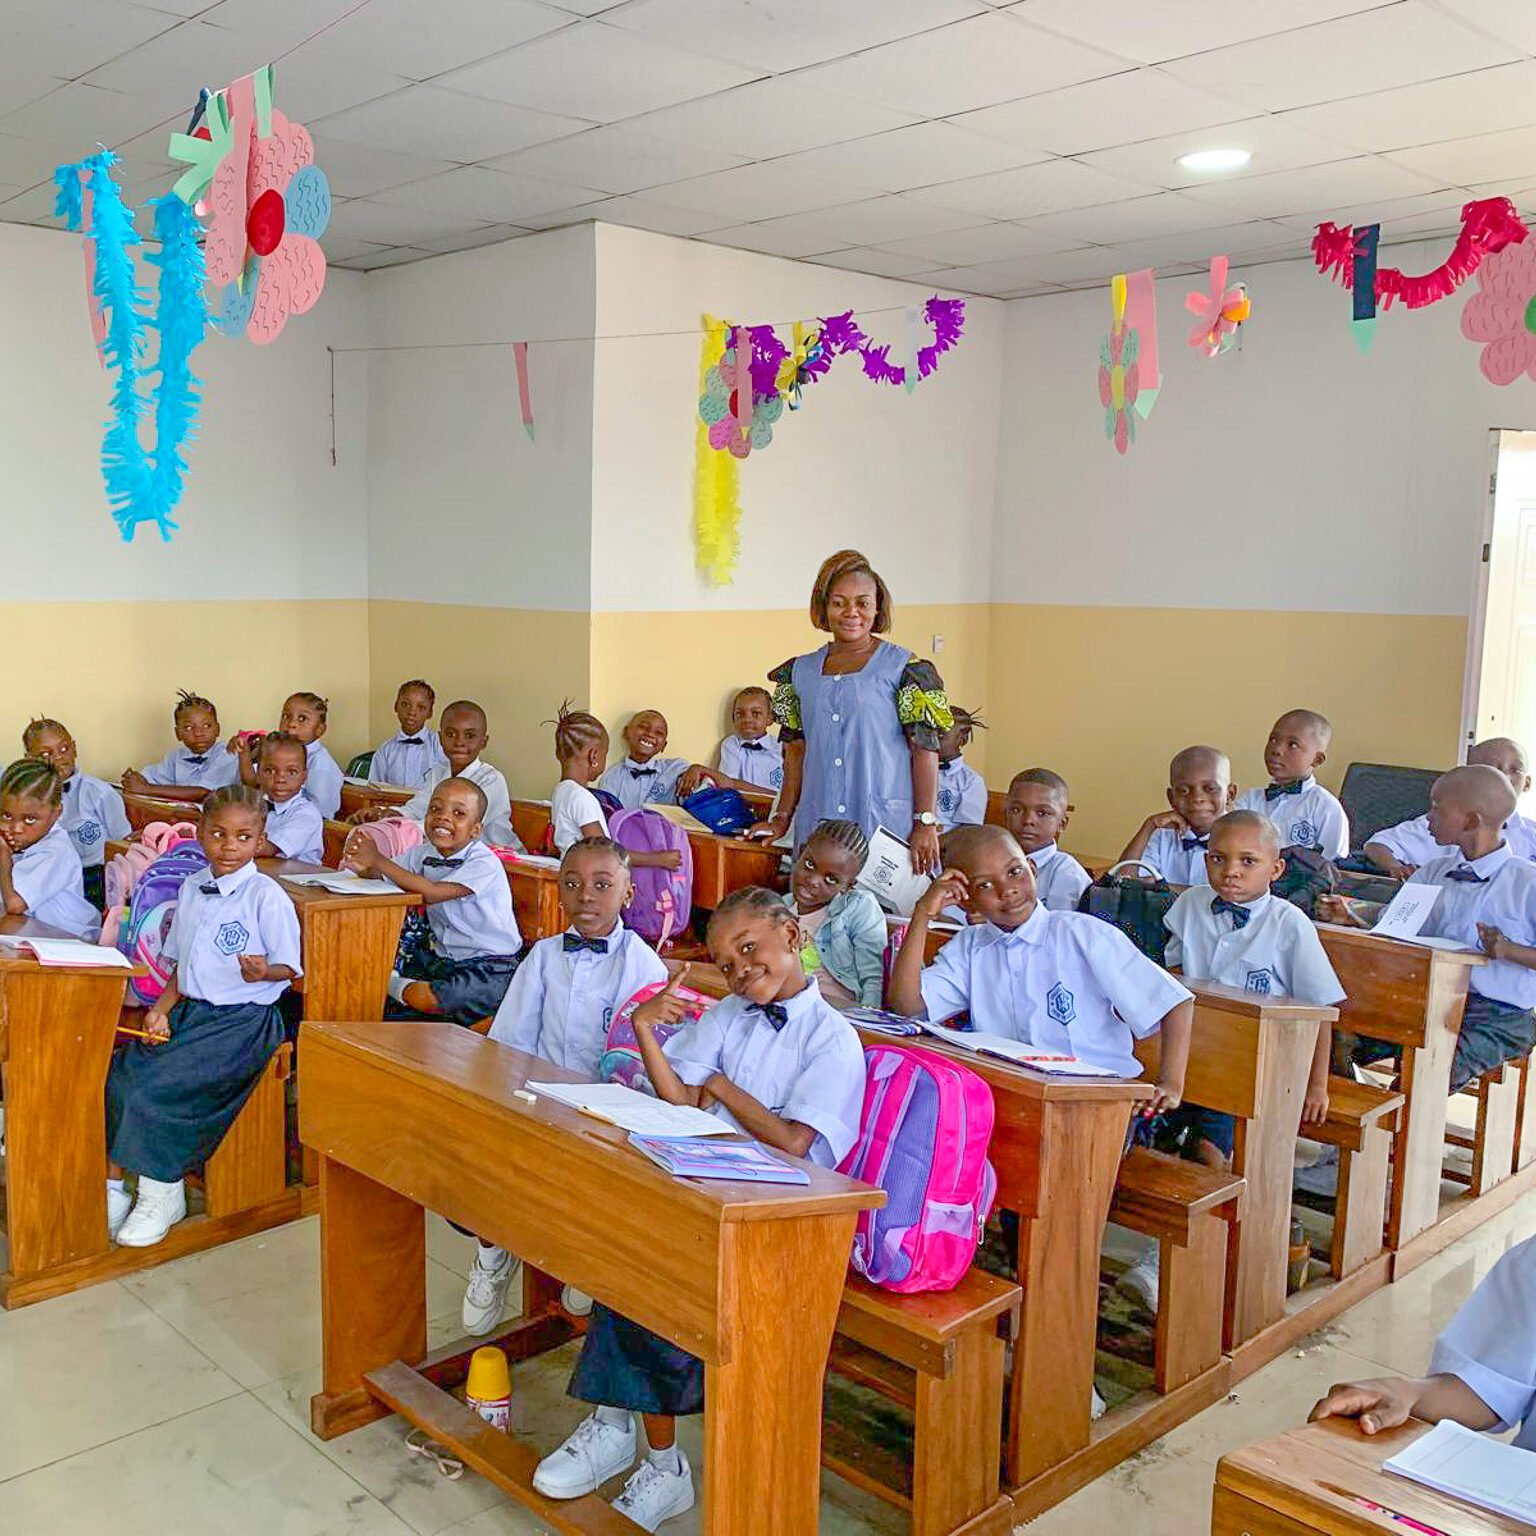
783 819 887 1007
551 704 611 853
105 784 301 1247
124 689 239 794
23 717 130 908
0 759 100 938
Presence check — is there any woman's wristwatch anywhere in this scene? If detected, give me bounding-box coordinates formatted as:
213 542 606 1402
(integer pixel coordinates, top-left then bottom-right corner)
913 811 938 827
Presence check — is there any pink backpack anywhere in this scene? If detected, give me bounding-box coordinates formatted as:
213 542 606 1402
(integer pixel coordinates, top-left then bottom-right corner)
100 821 201 945
600 977 715 1090
838 1044 998 1293
608 809 693 947
351 816 423 860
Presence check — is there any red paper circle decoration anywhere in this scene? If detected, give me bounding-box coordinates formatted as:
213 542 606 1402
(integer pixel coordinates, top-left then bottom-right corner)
246 187 285 257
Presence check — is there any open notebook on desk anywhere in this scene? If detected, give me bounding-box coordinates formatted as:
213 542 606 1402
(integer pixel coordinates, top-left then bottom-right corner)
1385 1419 1536 1525
0 936 131 967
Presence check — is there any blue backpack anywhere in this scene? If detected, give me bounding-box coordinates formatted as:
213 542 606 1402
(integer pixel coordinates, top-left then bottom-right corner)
681 786 756 837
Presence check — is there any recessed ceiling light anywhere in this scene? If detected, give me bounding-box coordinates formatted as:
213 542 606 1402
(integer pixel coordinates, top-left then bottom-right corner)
1177 147 1252 173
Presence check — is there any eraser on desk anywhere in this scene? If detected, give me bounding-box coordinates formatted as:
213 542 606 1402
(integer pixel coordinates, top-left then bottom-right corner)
513 1089 537 1104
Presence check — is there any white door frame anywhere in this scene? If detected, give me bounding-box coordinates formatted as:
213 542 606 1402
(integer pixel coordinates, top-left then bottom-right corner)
1460 428 1507 753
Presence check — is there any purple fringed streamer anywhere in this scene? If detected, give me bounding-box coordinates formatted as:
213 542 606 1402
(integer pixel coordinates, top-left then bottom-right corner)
746 324 789 402
817 298 966 387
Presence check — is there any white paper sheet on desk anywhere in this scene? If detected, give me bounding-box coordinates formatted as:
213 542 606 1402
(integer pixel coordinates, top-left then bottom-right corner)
1385 1418 1536 1523
857 827 930 917
0 937 132 967
343 776 414 792
1371 883 1439 942
920 1021 1124 1075
527 1081 735 1137
280 872 403 896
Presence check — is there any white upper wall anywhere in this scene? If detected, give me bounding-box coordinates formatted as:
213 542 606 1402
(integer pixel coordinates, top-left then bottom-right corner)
591 223 1003 613
364 224 596 611
1 221 368 601
994 242 1536 617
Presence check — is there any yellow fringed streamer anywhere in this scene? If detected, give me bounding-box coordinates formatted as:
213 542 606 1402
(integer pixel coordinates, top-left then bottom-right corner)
694 313 740 586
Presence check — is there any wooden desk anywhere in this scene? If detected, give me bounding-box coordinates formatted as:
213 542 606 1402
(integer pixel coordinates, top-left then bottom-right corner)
338 781 413 819
1214 1417 1525 1536
511 799 552 854
303 1020 882 1535
1317 926 1486 1255
122 790 202 831
688 829 783 910
501 858 564 945
1137 982 1338 1353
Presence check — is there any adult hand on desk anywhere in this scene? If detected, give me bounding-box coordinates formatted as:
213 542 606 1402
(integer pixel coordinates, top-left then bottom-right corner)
746 812 790 843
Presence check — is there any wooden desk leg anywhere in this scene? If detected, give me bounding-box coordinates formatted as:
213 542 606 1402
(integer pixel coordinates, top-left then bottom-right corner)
299 906 406 1021
705 1213 856 1535
1331 1125 1390 1279
1226 1026 1314 1348
1514 1054 1536 1173
1008 1099 1129 1486
1389 1001 1459 1250
1471 1062 1521 1196
311 1155 426 1439
1 971 123 1301
913 1317 1006 1536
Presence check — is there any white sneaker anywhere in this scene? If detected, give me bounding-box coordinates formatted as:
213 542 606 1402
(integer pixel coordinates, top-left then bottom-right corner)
532 1412 637 1499
462 1246 521 1336
107 1181 133 1239
1091 1387 1107 1421
1118 1247 1160 1313
562 1285 594 1317
115 1177 186 1247
612 1452 695 1531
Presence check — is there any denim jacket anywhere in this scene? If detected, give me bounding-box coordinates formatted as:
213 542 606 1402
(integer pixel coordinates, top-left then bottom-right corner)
785 886 888 1008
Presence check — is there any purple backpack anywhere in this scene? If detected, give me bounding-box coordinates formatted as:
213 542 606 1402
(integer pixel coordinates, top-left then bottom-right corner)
838 1044 998 1293
116 842 211 1007
608 808 693 946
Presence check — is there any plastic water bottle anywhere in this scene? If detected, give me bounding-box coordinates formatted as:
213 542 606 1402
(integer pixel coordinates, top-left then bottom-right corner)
464 1345 511 1431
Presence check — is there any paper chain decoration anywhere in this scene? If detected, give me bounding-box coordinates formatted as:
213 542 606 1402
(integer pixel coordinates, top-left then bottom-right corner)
54 153 206 542
1312 197 1528 350
1186 256 1250 357
1098 274 1140 454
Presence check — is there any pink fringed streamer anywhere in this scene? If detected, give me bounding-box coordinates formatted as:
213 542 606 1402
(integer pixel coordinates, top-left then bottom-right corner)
819 297 966 386
512 340 533 441
731 325 753 447
1311 197 1528 311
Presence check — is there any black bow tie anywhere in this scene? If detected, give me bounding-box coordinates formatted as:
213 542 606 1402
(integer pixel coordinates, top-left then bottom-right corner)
1211 896 1252 929
1447 866 1489 884
1265 781 1304 800
1181 834 1209 851
423 856 464 870
399 736 424 746
752 1001 789 1030
629 766 657 778
185 754 208 765
199 882 222 896
740 741 766 752
563 933 610 955
62 779 74 793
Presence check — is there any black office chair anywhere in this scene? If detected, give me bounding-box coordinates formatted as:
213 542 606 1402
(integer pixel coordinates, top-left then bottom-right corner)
1338 761 1440 852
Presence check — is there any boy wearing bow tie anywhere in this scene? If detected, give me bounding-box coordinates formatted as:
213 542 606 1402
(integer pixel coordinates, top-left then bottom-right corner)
1235 709 1349 859
1120 745 1238 886
598 709 689 809
124 689 240 793
678 686 785 798
368 678 447 788
387 699 521 849
344 776 523 1025
1321 764 1536 1092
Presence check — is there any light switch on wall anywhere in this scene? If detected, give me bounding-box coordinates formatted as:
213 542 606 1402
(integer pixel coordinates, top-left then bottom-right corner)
932 633 945 653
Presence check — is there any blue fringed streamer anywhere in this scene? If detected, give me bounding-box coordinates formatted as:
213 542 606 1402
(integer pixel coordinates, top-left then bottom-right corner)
143 195 206 540
53 161 85 229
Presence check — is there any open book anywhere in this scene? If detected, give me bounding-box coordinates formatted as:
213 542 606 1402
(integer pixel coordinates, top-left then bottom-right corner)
527 1081 735 1138
920 1020 1126 1076
1385 1418 1536 1524
0 936 132 968
279 872 403 896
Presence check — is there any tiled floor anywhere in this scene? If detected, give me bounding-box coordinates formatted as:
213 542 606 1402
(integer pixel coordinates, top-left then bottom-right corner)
0 1203 1529 1535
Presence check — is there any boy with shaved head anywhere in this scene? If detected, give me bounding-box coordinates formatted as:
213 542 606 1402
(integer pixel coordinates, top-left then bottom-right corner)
1322 764 1536 1089
1120 745 1239 886
1364 737 1535 878
1235 708 1349 859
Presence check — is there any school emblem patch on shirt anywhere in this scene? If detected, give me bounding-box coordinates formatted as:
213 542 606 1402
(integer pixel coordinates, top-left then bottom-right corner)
1289 819 1318 847
938 786 958 815
1244 967 1275 995
76 820 101 845
215 920 251 956
770 766 784 789
1046 982 1076 1025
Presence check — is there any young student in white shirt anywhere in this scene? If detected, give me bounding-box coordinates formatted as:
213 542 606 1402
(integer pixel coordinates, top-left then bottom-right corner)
1310 1231 1536 1449
466 836 668 1336
0 759 101 938
344 778 523 1025
532 887 865 1531
598 710 689 810
679 687 785 799
551 705 611 854
1321 764 1536 1091
1119 745 1239 887
253 733 324 865
105 784 301 1247
368 678 446 789
23 716 130 909
380 700 520 851
124 689 239 795
1363 736 1536 877
1235 708 1349 859
1001 768 1091 912
936 707 987 833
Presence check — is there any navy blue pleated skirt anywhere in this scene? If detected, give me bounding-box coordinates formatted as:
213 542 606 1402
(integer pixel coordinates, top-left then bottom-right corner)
106 998 284 1183
568 1304 704 1417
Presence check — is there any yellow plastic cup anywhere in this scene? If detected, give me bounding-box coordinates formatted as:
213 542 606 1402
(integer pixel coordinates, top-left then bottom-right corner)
465 1345 512 1403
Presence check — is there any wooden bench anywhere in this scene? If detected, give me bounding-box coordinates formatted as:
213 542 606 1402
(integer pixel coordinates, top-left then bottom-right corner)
1305 1077 1403 1280
1444 1059 1524 1198
1512 1048 1536 1174
1110 1149 1244 1395
826 1269 1020 1536
191 1040 293 1217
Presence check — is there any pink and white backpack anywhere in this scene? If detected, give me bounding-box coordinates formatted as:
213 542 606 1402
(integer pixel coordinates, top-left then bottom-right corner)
349 816 423 861
599 976 714 1091
99 822 208 1008
838 1044 998 1293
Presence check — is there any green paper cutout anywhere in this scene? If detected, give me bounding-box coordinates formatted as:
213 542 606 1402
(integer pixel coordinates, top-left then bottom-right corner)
254 65 273 138
1132 385 1159 420
1524 295 1536 335
1351 316 1376 355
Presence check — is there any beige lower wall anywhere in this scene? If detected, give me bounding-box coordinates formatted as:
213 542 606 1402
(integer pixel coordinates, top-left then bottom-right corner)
0 600 371 781
986 605 1469 856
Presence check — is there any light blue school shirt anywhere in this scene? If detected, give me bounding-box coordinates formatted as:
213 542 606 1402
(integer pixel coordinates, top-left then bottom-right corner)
398 839 522 960
265 793 324 864
598 757 688 810
1235 777 1349 860
369 729 447 789
664 979 866 1166
61 771 130 869
1408 843 1536 1008
1374 811 1536 868
11 822 99 938
719 734 784 792
1139 826 1212 887
162 860 302 1005
488 921 667 1076
937 759 986 831
917 903 1192 1077
402 758 519 851
1030 843 1092 912
140 744 240 790
1165 887 1345 1005
302 741 344 819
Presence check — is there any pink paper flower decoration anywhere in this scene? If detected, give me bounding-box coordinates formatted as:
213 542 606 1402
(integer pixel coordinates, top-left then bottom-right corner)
1462 239 1536 386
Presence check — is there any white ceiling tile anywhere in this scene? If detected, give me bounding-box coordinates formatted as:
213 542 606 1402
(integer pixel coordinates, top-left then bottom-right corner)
1160 3 1517 112
978 248 1129 285
645 161 880 221
12 1 182 81
1434 0 1536 52
374 165 605 222
951 70 1253 157
1279 63 1536 153
308 136 451 198
410 223 534 253
545 0 629 12
799 13 1127 118
999 282 1070 298
258 55 412 123
1080 116 1355 190
82 19 268 95
563 195 724 235
876 220 1084 265
606 0 983 72
723 196 984 252
907 264 1026 296
0 62 63 122
323 197 488 244
349 246 434 269
487 126 746 195
769 123 1048 193
1 82 178 148
1269 187 1468 231
188 0 364 60
810 247 941 278
704 223 850 260
319 235 394 263
511 201 612 229
1106 220 1299 267
1007 0 1391 65
1385 125 1536 187
0 182 65 223
313 86 590 162
439 22 760 122
1023 190 1255 242
1179 154 1446 216
905 157 1153 219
